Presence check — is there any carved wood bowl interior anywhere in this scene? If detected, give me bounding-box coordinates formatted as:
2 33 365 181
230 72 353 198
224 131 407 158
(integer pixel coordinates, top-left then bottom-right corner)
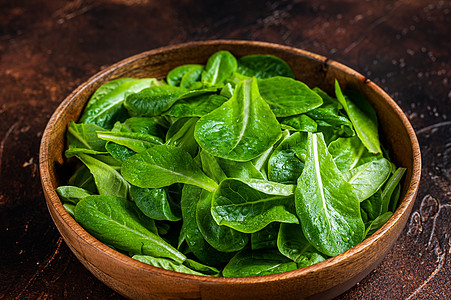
39 40 421 300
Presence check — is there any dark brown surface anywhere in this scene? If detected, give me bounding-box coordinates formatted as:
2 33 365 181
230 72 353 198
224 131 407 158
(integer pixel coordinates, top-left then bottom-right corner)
0 0 449 299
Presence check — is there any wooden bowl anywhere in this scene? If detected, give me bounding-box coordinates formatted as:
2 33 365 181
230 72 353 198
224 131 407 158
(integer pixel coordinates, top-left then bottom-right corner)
39 40 421 299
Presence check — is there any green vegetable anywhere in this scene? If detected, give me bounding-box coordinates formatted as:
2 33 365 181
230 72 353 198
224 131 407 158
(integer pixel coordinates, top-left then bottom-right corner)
364 212 393 237
251 222 280 250
277 223 326 266
343 158 391 202
122 116 166 139
58 50 405 278
63 203 76 217
258 77 323 117
194 77 281 161
133 254 205 275
335 80 381 153
268 131 307 184
295 133 365 256
124 85 187 117
222 249 298 277
179 185 232 265
65 122 108 157
381 167 407 213
201 51 237 86
212 178 298 233
80 78 160 129
97 131 163 153
279 114 318 132
56 186 92 204
130 185 181 221
68 165 97 193
165 117 199 157
76 153 129 199
122 145 217 191
199 149 228 183
236 54 295 79
163 94 228 118
167 64 204 87
216 156 266 180
75 195 185 263
196 189 249 252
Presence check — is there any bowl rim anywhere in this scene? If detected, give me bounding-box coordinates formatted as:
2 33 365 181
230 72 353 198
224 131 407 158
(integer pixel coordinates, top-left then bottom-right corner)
39 39 422 284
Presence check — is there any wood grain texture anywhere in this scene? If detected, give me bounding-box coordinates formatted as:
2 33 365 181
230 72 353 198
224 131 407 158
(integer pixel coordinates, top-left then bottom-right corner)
38 41 421 299
1 0 449 299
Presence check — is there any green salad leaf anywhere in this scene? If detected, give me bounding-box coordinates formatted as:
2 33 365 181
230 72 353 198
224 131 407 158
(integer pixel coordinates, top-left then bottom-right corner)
295 133 365 256
58 50 405 278
195 77 281 161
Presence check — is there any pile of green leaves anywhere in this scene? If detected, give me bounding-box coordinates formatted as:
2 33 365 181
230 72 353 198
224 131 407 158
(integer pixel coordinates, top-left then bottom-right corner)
57 51 406 277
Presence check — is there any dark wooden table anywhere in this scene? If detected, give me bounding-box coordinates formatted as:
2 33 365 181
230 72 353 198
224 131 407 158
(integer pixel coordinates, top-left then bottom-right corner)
1 1 449 299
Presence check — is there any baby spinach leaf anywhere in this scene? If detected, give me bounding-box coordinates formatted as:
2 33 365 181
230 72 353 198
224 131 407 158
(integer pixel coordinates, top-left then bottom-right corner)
388 181 402 213
124 85 187 117
249 146 274 180
222 249 298 277
251 222 280 250
93 150 123 167
212 178 298 233
199 149 228 183
258 77 323 117
196 189 249 252
105 142 136 162
236 54 295 79
76 153 129 199
360 190 383 224
59 52 401 277
228 72 250 84
295 133 365 257
327 136 366 173
75 195 185 263
364 212 393 237
121 145 217 192
130 185 181 222
80 78 159 129
132 255 204 275
381 167 406 213
277 223 326 266
84 78 136 110
97 131 163 153
216 157 265 180
279 114 318 132
335 81 381 154
122 117 166 139
195 77 281 161
202 50 237 86
183 259 220 276
343 158 391 202
65 122 108 158
63 203 75 217
68 165 97 193
100 121 138 161
306 87 354 141
167 64 204 87
220 82 235 98
56 186 92 204
268 132 307 184
180 185 233 265
240 178 297 195
165 117 199 157
163 94 228 118
180 67 204 89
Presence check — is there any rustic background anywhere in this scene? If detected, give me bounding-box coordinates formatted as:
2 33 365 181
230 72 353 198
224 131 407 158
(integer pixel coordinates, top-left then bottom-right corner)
0 0 449 299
